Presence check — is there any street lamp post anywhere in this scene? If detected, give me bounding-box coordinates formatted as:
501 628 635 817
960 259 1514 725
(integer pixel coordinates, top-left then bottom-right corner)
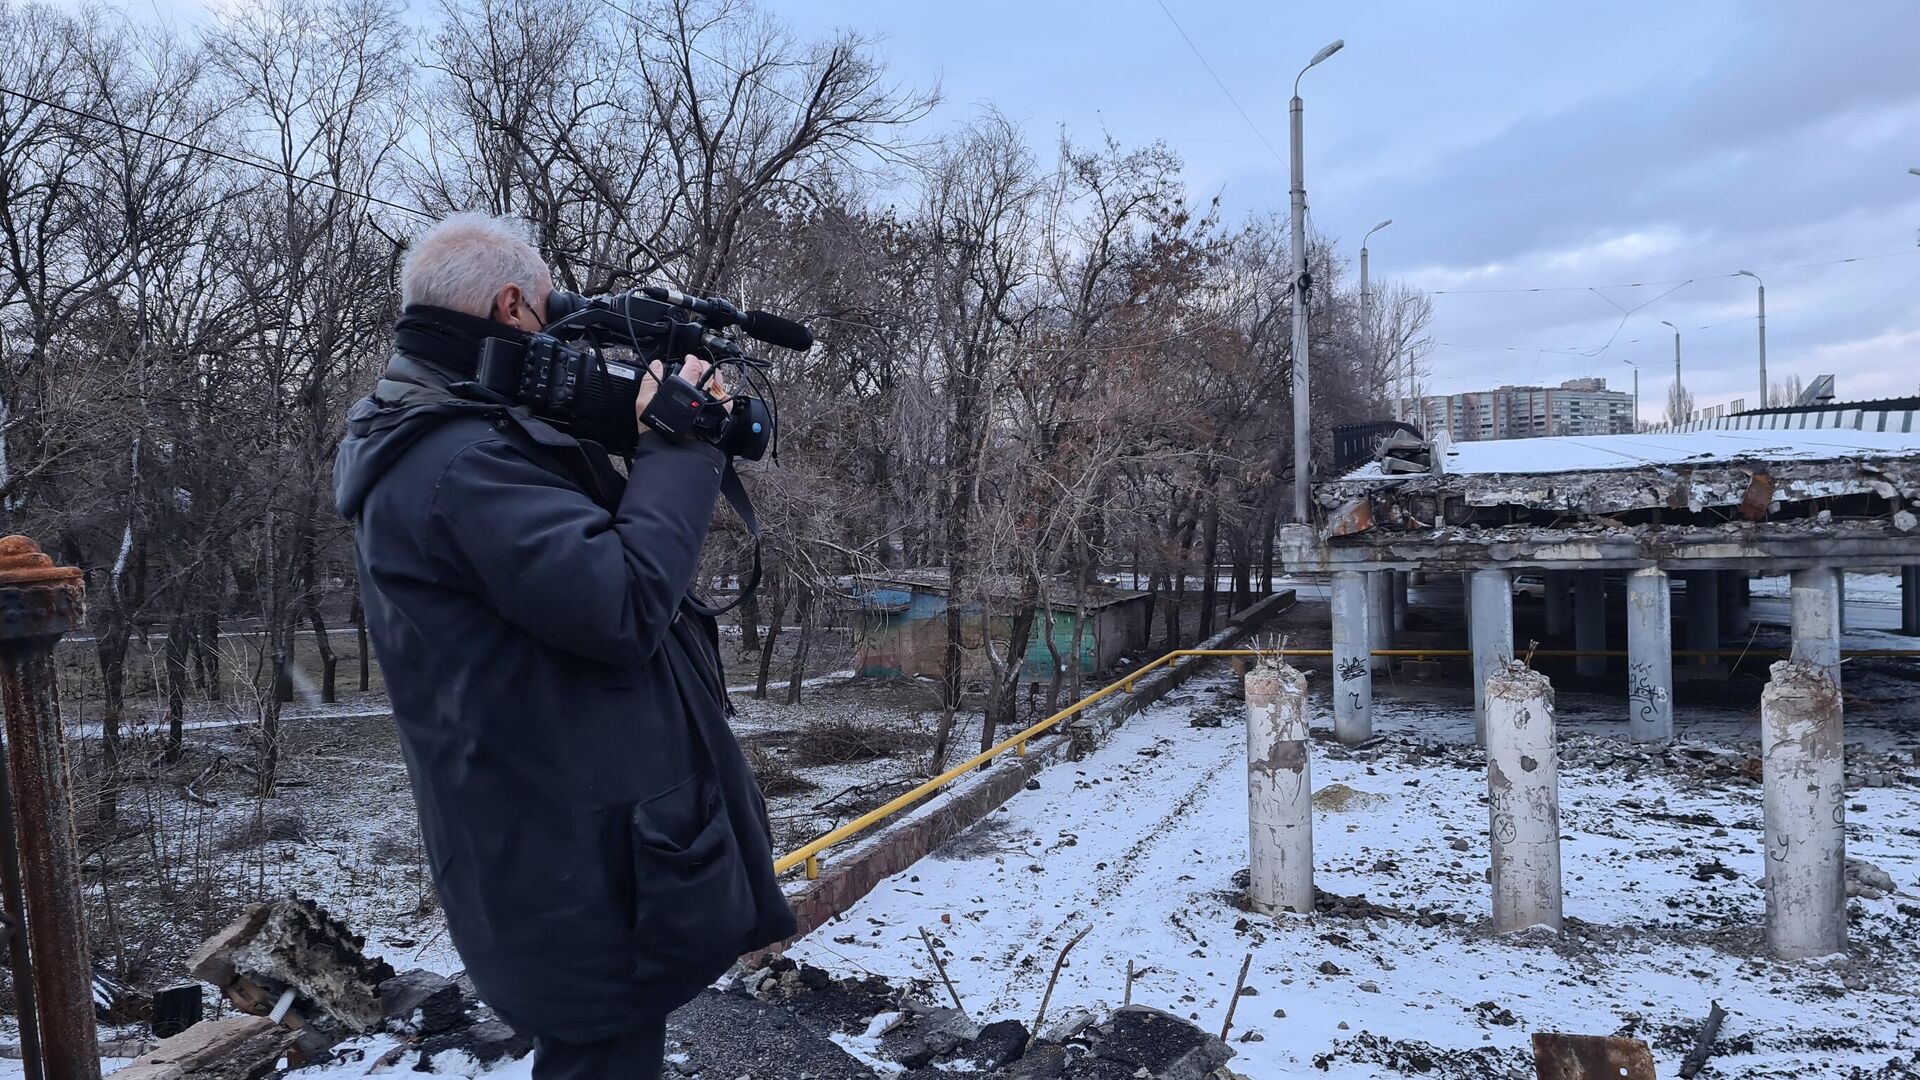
1737 270 1766 409
1621 359 1639 433
1290 38 1344 525
1661 319 1683 423
1360 218 1392 417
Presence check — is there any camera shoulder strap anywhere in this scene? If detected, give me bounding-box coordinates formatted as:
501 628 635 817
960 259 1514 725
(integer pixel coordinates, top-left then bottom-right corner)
683 460 762 619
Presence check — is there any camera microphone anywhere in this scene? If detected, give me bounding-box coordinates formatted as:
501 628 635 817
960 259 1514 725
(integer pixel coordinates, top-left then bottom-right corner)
740 310 813 352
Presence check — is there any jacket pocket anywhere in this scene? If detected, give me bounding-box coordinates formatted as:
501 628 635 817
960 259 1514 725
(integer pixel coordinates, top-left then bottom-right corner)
628 770 757 983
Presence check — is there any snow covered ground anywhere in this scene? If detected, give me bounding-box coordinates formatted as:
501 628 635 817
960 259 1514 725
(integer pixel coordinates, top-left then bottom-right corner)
784 667 1920 1079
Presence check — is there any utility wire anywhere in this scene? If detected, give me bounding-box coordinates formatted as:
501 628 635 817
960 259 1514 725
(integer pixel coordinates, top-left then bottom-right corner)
1427 248 1920 295
1150 0 1288 170
0 85 436 223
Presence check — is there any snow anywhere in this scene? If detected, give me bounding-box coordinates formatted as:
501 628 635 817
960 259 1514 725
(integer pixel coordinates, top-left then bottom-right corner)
1343 428 1920 479
784 668 1920 1078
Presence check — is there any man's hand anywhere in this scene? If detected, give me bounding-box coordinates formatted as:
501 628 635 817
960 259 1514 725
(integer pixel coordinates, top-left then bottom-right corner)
634 354 730 430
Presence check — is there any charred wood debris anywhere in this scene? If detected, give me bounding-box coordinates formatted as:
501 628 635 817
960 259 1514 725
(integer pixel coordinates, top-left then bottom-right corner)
81 896 1247 1078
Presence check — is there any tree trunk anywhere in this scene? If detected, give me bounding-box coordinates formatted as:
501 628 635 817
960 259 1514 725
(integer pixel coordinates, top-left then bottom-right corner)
754 586 788 700
351 593 369 692
95 622 131 831
784 589 815 706
981 603 1037 755
163 616 190 764
739 592 761 654
1261 508 1277 597
1197 496 1220 641
304 599 337 704
196 610 223 701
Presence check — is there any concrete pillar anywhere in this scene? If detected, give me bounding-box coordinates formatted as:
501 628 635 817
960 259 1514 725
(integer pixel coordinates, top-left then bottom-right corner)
1574 572 1606 678
1625 568 1674 743
1684 571 1721 669
1246 659 1312 915
1720 571 1751 640
1544 570 1572 638
1837 573 1848 632
1485 658 1562 933
1368 572 1392 673
1469 569 1514 747
1790 567 1843 691
1760 659 1846 958
1330 571 1373 746
1904 567 1920 637
1391 570 1409 634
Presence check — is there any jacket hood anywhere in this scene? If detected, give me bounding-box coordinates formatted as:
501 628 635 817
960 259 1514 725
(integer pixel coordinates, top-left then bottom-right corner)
336 392 504 521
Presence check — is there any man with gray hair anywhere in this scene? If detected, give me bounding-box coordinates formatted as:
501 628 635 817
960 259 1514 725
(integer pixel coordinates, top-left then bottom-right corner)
335 213 795 1078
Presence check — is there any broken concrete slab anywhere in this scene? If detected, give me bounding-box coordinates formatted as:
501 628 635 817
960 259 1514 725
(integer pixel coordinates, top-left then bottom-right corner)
108 1016 297 1080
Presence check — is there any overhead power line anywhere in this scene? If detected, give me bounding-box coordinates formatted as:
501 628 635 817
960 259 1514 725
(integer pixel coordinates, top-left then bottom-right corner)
1150 0 1289 170
1426 248 1920 296
0 85 436 223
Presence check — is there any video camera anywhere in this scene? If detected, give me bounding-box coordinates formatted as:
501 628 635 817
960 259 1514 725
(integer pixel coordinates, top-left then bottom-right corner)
468 285 812 459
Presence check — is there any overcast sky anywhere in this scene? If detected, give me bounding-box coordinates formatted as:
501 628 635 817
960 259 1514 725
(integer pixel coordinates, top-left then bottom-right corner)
775 0 1920 419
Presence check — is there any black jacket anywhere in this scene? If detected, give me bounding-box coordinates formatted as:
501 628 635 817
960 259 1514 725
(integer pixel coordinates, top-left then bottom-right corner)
334 319 794 1043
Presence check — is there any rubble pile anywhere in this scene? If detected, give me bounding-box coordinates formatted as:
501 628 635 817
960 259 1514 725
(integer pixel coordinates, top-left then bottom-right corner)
743 958 1243 1079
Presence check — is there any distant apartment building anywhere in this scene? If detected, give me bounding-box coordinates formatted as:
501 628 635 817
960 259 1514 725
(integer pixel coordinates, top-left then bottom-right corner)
1404 377 1636 441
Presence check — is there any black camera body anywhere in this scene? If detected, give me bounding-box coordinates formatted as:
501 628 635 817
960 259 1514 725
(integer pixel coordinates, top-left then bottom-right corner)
468 285 807 459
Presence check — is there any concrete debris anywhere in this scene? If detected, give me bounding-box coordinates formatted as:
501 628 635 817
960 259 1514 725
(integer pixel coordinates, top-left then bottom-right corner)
1374 430 1434 475
1846 858 1899 900
109 1016 298 1080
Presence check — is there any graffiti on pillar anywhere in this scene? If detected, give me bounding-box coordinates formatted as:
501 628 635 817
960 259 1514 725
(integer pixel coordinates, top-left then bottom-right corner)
1347 691 1362 711
1627 660 1667 727
1337 655 1368 682
1492 811 1517 845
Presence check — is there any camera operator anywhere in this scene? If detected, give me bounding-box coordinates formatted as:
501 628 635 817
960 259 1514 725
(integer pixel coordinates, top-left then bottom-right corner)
334 213 795 1079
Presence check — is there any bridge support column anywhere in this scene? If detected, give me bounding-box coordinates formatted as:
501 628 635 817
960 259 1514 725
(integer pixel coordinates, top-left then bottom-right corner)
1904 567 1920 637
1720 571 1751 640
1246 659 1313 915
1626 568 1674 743
1544 570 1572 638
1761 660 1846 958
1330 571 1373 746
1684 572 1722 672
1790 567 1843 691
1486 659 1561 933
1574 572 1606 679
1368 572 1392 673
1469 568 1513 748
1391 570 1409 634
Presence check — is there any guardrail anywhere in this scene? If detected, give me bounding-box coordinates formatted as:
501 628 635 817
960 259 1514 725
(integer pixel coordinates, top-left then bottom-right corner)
772 643 1920 880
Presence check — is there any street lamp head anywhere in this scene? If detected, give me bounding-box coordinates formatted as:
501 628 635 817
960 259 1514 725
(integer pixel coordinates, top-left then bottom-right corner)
1661 319 1677 331
1620 358 1637 369
1371 218 1393 233
1296 39 1345 92
1736 269 1761 284
1310 39 1346 66
1909 167 1920 177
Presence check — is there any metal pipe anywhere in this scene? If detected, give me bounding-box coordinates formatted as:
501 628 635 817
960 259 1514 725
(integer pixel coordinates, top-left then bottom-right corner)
0 537 100 1080
773 640 1920 876
0 736 43 1080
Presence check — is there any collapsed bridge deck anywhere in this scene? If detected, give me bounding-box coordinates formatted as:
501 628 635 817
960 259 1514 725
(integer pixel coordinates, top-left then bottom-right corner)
1281 426 1920 745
